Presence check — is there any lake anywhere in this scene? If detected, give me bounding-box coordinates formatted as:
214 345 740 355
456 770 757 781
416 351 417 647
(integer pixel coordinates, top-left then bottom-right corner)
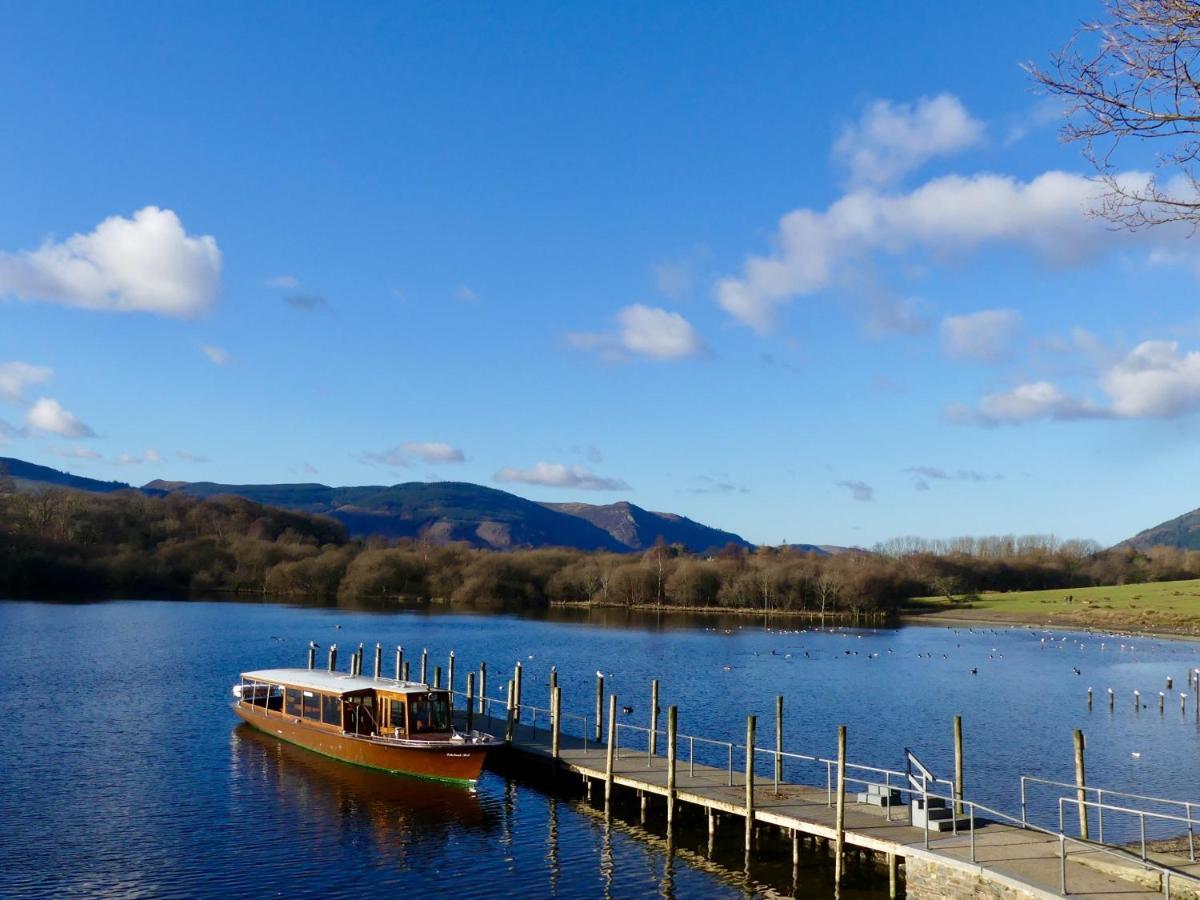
2 598 1198 898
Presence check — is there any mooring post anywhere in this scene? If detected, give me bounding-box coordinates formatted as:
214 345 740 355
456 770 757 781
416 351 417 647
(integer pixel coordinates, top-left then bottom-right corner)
434 666 442 689
775 695 783 795
513 662 523 725
420 648 428 685
605 695 617 808
395 645 404 680
745 715 756 854
448 651 455 705
1183 692 1188 715
479 662 487 715
649 679 659 760
1087 687 1093 710
1134 689 1140 711
373 643 382 679
328 643 337 672
1159 692 1166 714
505 679 515 744
1108 687 1114 710
667 705 678 829
888 852 898 899
834 724 847 885
549 666 557 698
1073 728 1089 840
356 643 364 676
551 685 562 761
596 672 605 744
466 672 476 732
307 641 316 670
402 661 410 681
953 715 964 816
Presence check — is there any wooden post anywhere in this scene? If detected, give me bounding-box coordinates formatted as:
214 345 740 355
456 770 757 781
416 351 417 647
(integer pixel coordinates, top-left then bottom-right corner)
551 685 562 760
550 666 557 693
605 694 617 806
775 695 784 794
434 666 442 689
395 645 403 680
666 705 678 828
1183 692 1188 715
1133 689 1140 711
649 679 659 757
307 641 316 670
373 643 382 679
448 651 455 705
420 648 428 685
466 672 475 731
953 715 964 816
834 724 847 884
1159 692 1165 714
513 662 523 724
888 852 898 899
1073 729 1089 840
356 643 364 675
596 672 604 743
328 643 337 672
744 715 756 853
479 662 487 715
505 679 515 744
1108 687 1115 710
1087 687 1093 710
402 661 410 681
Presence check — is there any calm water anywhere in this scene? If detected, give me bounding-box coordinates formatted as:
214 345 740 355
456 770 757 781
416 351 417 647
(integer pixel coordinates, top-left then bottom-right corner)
2 598 1199 898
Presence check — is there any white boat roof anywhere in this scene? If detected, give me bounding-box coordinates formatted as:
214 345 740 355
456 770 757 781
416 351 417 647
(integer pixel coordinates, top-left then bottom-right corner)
241 668 442 697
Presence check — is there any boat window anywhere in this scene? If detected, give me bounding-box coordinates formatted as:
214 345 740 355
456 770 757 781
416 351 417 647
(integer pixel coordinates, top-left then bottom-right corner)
389 699 405 733
284 688 302 717
302 691 320 720
408 695 449 733
321 694 341 727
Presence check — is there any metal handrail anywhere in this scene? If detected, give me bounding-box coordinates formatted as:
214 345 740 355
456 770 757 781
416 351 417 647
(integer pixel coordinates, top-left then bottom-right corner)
1059 796 1199 863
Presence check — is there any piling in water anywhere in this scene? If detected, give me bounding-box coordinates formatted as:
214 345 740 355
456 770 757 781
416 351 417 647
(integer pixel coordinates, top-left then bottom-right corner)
373 643 382 679
605 695 617 809
466 672 476 731
420 649 428 685
328 643 338 672
447 651 455 703
395 646 403 680
551 685 561 760
1073 729 1088 840
953 715 964 816
307 641 316 671
649 680 659 757
403 661 410 681
435 666 442 689
775 695 784 794
745 715 756 853
834 724 847 884
596 672 605 743
513 662 523 725
479 662 487 715
666 705 678 828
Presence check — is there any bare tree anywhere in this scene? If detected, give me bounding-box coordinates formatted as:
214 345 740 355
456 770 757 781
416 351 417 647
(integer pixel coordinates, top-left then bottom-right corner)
1027 0 1200 228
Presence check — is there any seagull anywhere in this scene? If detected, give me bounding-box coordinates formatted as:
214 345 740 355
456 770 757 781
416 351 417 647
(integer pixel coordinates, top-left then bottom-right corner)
1131 752 1142 759
622 705 634 715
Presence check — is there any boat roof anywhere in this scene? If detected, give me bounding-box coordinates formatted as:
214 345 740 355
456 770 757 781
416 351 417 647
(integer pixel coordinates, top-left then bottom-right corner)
240 668 444 697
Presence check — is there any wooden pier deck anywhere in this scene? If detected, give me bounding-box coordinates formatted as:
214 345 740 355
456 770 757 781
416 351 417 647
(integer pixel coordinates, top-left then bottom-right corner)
462 707 1200 899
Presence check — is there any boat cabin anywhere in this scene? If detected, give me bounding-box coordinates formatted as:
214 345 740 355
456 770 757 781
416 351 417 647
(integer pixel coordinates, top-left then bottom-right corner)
236 668 453 739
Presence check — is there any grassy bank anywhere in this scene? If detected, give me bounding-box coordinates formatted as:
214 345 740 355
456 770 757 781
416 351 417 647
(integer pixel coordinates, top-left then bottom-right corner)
904 578 1200 636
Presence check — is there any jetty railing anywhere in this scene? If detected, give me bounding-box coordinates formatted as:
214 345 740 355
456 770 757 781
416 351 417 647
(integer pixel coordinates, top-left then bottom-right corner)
1021 775 1198 858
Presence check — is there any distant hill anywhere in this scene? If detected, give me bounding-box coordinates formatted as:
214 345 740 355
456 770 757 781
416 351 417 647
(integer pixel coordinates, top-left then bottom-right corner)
1123 507 1200 551
0 456 131 494
542 500 751 552
142 479 629 552
780 543 865 557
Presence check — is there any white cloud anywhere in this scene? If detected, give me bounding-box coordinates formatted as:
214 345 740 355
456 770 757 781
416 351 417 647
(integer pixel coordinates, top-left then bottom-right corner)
200 345 228 366
176 449 209 463
715 169 1142 335
47 445 101 460
0 362 53 404
265 275 301 289
953 339 1200 425
400 441 465 464
834 94 984 187
569 304 706 361
360 448 412 468
837 480 875 501
940 309 1022 362
24 397 95 438
0 207 221 317
114 450 162 466
494 462 630 491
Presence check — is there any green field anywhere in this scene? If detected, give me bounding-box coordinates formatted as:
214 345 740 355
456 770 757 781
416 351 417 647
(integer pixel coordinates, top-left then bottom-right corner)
906 578 1200 635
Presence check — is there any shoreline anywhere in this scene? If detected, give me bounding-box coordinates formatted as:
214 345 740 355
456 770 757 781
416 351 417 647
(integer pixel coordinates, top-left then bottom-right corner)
899 608 1200 643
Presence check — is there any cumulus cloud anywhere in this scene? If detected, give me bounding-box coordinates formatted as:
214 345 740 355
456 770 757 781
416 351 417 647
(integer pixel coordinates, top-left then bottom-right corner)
24 397 95 438
200 345 228 366
715 169 1144 334
834 94 985 187
569 304 706 361
361 442 465 468
0 362 53 404
0 207 221 317
47 445 101 461
400 442 465 464
114 449 162 466
952 339 1200 425
494 462 630 491
940 309 1022 362
837 480 875 502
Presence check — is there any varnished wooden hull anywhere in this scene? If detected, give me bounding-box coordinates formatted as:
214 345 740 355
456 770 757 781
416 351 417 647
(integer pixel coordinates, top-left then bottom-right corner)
234 703 491 784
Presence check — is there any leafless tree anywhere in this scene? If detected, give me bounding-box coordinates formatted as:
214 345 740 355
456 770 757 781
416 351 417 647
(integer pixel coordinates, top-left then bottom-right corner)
1027 0 1200 228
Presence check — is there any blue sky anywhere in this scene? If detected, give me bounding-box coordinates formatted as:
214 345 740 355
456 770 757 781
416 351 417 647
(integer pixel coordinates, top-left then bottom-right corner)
3 1 1200 547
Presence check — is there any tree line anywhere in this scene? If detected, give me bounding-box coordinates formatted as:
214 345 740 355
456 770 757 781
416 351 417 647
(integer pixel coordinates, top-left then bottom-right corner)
1 482 1196 613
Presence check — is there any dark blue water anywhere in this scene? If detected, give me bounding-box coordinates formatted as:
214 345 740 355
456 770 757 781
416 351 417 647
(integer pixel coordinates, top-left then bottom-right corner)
2 599 1199 898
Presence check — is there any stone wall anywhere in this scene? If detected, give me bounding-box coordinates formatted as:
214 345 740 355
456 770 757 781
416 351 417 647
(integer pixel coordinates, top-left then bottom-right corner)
905 856 1045 899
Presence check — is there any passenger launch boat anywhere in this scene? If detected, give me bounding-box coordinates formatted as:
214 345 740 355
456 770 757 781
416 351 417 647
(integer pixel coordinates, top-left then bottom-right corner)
232 657 497 785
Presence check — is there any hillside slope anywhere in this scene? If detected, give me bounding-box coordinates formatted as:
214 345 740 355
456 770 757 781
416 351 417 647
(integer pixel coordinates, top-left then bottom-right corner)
1123 507 1200 551
0 456 131 494
543 500 751 552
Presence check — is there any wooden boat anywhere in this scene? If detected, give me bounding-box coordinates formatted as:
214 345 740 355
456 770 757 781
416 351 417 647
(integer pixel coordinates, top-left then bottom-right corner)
232 667 497 785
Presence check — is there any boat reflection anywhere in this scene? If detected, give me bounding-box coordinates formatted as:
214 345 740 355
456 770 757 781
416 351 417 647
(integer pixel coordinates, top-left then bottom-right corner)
230 723 494 849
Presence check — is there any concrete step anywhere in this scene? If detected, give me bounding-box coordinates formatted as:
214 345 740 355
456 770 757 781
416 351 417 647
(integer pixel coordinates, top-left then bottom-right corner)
855 791 901 807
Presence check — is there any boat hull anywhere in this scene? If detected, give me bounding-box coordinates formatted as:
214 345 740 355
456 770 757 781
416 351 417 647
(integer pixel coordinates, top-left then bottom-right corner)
234 703 490 784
